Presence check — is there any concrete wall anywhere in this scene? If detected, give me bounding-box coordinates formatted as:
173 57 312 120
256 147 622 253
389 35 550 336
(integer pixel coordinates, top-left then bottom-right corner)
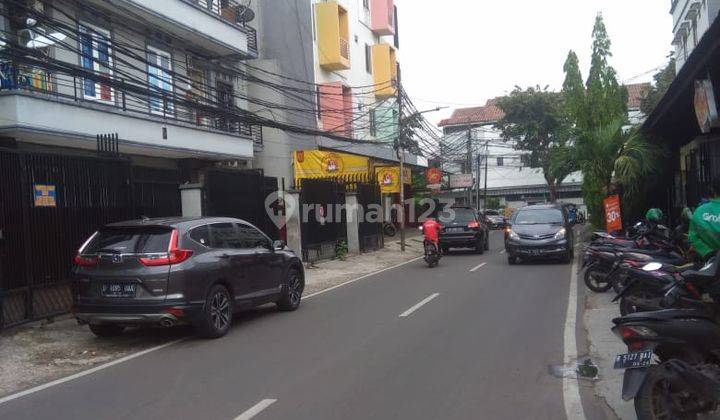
249 0 319 185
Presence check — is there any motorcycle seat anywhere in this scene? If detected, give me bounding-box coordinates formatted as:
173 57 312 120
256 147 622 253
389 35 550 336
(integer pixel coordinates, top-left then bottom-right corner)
612 309 716 325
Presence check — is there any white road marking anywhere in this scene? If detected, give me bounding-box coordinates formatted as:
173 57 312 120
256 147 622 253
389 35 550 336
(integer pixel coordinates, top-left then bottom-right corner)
303 256 424 300
233 399 277 420
469 262 487 272
0 339 184 406
0 256 424 405
399 293 440 318
563 253 587 420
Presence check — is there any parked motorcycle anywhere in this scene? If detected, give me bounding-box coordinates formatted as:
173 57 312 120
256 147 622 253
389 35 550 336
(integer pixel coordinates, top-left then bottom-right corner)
423 240 441 268
611 255 720 419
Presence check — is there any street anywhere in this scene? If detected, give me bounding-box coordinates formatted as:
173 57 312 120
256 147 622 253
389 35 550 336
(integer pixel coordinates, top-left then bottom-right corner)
0 231 608 420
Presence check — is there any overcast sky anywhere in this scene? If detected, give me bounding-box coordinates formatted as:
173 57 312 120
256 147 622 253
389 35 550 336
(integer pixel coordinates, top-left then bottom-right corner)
394 0 675 125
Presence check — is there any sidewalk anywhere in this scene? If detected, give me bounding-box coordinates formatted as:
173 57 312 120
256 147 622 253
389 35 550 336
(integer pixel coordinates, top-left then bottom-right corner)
584 275 636 419
0 231 423 398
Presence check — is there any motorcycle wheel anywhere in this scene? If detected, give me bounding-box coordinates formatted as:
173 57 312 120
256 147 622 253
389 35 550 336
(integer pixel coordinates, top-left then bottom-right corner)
635 366 699 420
384 223 397 237
584 266 613 293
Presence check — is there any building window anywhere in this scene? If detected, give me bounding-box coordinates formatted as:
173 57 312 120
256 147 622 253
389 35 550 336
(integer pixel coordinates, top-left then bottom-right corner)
79 24 113 102
363 0 369 9
147 46 174 115
365 44 372 74
497 157 504 167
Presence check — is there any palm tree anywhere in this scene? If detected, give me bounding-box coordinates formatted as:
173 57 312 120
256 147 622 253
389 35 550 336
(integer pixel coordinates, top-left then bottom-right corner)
574 118 664 227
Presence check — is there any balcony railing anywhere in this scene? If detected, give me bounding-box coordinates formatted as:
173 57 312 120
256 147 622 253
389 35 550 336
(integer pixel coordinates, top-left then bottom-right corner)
189 0 258 56
340 38 350 60
0 64 261 143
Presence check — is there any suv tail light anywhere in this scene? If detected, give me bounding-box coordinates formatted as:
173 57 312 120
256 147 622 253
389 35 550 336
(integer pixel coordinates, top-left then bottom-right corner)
468 221 480 229
74 254 98 267
140 229 194 267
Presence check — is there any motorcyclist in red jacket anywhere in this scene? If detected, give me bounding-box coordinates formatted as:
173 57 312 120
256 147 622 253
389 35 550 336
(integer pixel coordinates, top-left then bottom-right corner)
422 218 441 248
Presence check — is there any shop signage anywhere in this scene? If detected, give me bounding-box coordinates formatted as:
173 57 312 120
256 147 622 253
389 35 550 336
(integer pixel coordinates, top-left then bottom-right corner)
293 150 369 180
375 166 411 194
449 173 473 189
603 195 622 233
694 79 719 134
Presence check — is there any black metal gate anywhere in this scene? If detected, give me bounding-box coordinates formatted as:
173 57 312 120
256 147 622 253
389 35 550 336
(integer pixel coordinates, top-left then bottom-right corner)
298 179 347 262
204 169 279 239
132 166 182 218
355 182 383 253
0 149 134 329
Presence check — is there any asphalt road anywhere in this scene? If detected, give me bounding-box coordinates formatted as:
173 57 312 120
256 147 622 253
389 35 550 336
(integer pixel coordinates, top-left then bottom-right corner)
0 231 609 420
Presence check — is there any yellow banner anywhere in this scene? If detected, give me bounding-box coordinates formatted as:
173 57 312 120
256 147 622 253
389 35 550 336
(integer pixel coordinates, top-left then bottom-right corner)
294 150 370 180
375 166 411 194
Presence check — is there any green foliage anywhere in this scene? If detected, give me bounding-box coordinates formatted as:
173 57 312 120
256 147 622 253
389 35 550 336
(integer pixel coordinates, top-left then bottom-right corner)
485 197 501 210
495 86 573 201
582 14 628 131
412 172 426 191
574 120 665 227
562 50 585 123
640 58 676 116
335 240 348 261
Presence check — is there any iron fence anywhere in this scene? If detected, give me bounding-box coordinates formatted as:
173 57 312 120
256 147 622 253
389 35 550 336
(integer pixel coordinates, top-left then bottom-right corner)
298 179 347 262
0 149 134 329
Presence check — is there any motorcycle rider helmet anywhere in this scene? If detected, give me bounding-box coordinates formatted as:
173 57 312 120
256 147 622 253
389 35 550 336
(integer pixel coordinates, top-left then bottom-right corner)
645 208 663 223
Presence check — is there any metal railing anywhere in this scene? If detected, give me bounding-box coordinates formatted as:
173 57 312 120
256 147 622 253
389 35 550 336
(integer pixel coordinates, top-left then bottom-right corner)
191 0 258 55
0 64 262 142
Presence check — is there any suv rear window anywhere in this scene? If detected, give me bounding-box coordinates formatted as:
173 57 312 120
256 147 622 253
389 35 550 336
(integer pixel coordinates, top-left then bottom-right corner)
446 208 477 224
84 227 173 254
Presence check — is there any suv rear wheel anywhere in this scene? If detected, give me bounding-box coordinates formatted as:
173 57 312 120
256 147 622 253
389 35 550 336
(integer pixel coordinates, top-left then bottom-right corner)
277 268 303 311
198 284 233 339
89 324 125 338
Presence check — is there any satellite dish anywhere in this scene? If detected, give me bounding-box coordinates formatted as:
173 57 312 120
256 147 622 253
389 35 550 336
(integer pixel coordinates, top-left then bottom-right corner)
236 6 255 23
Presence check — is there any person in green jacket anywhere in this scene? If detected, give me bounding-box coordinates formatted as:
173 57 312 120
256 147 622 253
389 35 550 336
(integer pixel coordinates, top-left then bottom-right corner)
689 178 720 260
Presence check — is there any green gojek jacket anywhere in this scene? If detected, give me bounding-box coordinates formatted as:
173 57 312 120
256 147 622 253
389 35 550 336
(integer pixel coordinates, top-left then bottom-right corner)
689 199 720 260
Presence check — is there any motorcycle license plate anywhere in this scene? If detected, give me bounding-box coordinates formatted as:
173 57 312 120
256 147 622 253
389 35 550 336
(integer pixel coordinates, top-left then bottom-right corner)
613 351 652 370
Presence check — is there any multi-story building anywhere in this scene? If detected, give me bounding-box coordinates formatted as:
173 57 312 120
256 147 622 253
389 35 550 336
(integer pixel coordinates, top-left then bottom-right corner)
438 83 650 210
671 0 720 72
0 0 261 165
310 0 426 169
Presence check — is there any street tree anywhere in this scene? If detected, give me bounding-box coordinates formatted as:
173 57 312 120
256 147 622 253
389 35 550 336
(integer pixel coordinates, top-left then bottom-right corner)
495 86 573 202
640 58 676 116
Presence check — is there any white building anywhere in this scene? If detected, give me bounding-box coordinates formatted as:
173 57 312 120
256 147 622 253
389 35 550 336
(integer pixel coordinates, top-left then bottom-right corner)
671 0 720 72
438 84 650 210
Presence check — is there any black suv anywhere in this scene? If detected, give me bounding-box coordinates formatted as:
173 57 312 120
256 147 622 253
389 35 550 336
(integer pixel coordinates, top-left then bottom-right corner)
439 207 490 254
504 204 574 264
73 217 304 338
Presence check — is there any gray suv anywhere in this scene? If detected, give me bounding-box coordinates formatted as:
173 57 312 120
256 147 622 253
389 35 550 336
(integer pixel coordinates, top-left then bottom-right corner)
73 217 304 338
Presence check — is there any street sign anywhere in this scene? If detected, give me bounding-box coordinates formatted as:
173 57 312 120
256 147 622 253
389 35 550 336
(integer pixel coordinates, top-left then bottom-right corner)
603 195 622 233
449 173 473 189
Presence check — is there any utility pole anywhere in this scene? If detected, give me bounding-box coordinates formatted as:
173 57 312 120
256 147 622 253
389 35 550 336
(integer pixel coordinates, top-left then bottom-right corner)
466 129 472 205
397 81 406 252
476 153 481 209
483 141 489 213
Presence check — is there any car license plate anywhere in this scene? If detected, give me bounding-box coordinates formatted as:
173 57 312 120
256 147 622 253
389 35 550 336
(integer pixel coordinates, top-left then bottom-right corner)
613 351 653 370
101 283 137 298
446 227 464 233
